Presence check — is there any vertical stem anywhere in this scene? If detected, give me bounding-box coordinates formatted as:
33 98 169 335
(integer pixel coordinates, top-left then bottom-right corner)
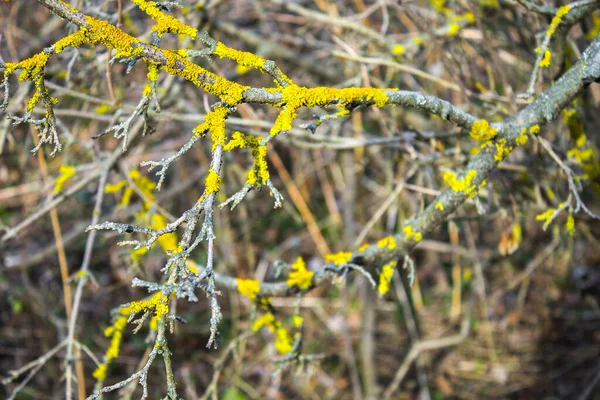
160 320 177 399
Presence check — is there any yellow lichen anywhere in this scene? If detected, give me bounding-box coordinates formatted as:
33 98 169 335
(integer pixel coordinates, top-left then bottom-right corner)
357 243 370 252
225 131 270 186
324 251 353 265
564 108 600 182
292 315 304 327
536 208 556 229
463 12 476 23
54 165 76 194
214 42 264 70
204 168 221 195
209 106 230 148
586 13 600 40
469 120 497 141
403 225 422 242
92 363 107 381
146 62 159 82
213 41 292 86
274 327 294 354
516 128 528 146
93 313 128 381
95 104 112 114
377 235 396 250
565 215 575 236
236 278 261 300
529 125 540 134
252 311 276 332
149 213 179 254
448 22 461 36
244 145 270 186
286 257 314 290
378 261 396 295
547 5 570 37
494 138 513 161
128 291 170 318
185 261 199 274
132 0 198 38
392 45 405 55
105 181 126 193
236 65 250 75
443 170 480 197
270 106 297 136
540 50 552 68
252 312 295 354
431 0 449 13
118 168 157 215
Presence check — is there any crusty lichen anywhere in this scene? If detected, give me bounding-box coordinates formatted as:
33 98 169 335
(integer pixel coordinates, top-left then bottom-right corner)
132 0 198 38
204 168 221 195
443 170 484 198
469 119 497 141
547 5 570 37
403 225 422 242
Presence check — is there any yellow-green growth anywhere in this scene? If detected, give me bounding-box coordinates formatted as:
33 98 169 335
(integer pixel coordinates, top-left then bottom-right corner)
564 108 600 183
443 170 481 198
448 22 461 36
324 251 353 265
204 168 221 195
276 85 390 110
565 215 575 236
286 257 314 290
469 120 497 141
292 315 303 327
392 45 405 55
403 225 422 242
378 261 397 295
494 138 513 161
540 50 552 68
274 327 294 354
270 106 297 136
223 131 271 186
54 165 76 194
377 235 397 250
236 278 260 300
252 312 276 331
143 63 160 96
251 312 295 354
547 5 570 37
214 42 265 69
118 169 156 214
150 213 179 254
586 13 600 40
128 291 170 318
213 41 292 86
516 128 528 146
132 0 198 38
92 307 130 381
357 243 370 252
536 208 556 230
